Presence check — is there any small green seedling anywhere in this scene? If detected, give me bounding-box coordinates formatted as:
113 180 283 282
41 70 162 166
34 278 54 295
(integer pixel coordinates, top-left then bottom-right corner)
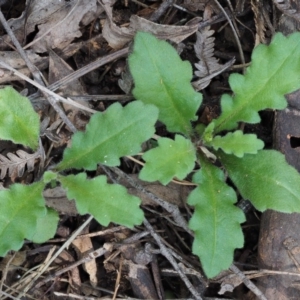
1 31 300 279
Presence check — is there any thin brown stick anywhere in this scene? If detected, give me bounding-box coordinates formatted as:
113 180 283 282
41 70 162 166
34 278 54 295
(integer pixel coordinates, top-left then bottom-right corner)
143 218 202 300
32 231 150 291
29 48 129 103
230 264 267 300
0 9 77 133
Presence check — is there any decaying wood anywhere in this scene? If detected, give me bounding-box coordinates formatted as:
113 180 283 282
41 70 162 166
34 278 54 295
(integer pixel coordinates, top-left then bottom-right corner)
257 12 300 299
257 89 300 299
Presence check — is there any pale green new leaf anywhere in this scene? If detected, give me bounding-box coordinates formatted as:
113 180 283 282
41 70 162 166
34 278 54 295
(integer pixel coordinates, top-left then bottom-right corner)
0 87 39 149
213 32 300 133
202 122 215 143
207 130 264 158
0 181 46 256
57 101 158 171
32 208 59 243
219 150 300 212
139 135 196 185
129 32 202 135
59 173 144 228
188 157 245 278
43 171 58 183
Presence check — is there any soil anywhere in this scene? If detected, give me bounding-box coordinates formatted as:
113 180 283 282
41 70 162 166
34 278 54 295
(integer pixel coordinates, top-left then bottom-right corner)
0 0 299 299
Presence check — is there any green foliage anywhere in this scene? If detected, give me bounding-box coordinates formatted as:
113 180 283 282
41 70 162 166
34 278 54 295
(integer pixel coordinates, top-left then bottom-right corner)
1 31 300 282
219 150 300 212
58 173 144 228
0 181 46 256
32 208 59 243
139 135 196 185
128 31 202 135
0 87 39 149
213 32 300 133
128 31 300 278
188 156 245 278
206 130 264 158
57 101 158 171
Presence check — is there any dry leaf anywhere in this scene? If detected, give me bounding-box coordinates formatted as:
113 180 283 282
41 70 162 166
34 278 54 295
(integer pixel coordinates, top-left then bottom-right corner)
48 50 90 129
101 0 200 49
273 0 300 21
55 250 82 291
0 150 40 179
193 28 235 90
72 226 98 287
32 0 99 52
4 0 103 53
44 186 78 216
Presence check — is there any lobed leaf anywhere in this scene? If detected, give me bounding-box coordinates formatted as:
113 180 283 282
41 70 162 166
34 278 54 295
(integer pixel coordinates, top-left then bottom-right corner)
43 171 58 183
213 32 300 133
0 181 46 256
0 87 39 149
188 157 245 278
139 135 196 185
32 208 59 243
219 150 300 212
128 31 202 135
57 101 158 171
59 173 144 228
206 130 264 158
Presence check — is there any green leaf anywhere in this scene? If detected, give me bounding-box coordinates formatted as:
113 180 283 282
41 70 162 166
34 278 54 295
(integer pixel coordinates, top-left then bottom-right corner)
59 173 144 228
139 135 196 185
43 171 58 183
32 208 59 243
213 32 300 133
129 31 202 135
202 122 215 143
0 87 39 149
57 101 158 171
206 130 264 158
219 150 300 212
188 157 245 278
0 181 46 256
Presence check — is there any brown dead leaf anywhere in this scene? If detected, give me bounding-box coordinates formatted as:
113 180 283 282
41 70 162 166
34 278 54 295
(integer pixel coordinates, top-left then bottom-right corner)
0 251 26 272
5 0 72 48
44 186 78 216
48 50 90 129
32 0 99 52
123 174 192 207
55 250 82 291
101 0 200 49
0 50 47 83
213 270 243 294
4 0 103 53
72 226 98 287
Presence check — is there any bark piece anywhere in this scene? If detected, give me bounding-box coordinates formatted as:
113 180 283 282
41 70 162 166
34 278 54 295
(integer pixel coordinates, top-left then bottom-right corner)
257 90 300 299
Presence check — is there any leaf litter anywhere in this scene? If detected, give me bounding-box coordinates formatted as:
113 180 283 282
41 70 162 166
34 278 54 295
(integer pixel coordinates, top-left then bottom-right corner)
0 0 294 299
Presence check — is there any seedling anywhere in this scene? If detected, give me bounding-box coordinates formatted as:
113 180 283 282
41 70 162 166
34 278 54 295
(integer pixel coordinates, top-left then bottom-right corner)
1 31 300 279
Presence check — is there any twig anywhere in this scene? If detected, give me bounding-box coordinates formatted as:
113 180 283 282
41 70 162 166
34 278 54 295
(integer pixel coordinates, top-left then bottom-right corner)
17 216 94 299
23 0 80 50
103 165 193 235
31 230 150 290
213 0 246 73
229 264 267 300
0 252 16 293
0 9 78 133
0 9 43 84
29 47 129 102
143 218 203 300
150 0 175 22
0 291 19 300
0 61 96 115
